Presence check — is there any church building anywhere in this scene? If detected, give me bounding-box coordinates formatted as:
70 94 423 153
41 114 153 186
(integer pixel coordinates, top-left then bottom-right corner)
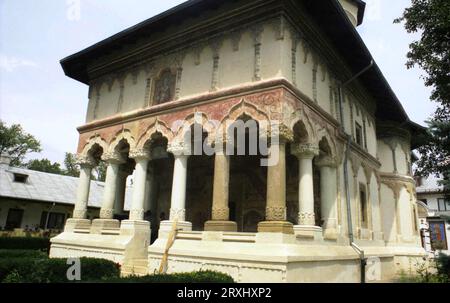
50 0 426 282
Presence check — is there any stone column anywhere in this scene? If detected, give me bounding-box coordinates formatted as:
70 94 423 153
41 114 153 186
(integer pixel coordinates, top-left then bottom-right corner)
91 151 125 233
204 151 237 232
64 155 96 232
114 168 130 217
315 155 338 239
159 143 192 235
128 149 151 221
120 149 151 247
291 143 321 237
258 127 294 234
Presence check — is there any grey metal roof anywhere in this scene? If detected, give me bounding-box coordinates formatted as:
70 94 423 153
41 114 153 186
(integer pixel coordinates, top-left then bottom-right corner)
416 175 444 194
0 164 132 210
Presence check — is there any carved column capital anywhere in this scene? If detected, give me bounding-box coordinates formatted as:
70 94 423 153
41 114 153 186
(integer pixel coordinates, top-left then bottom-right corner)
167 142 190 158
101 151 126 165
76 155 97 168
269 124 294 144
129 148 151 161
291 143 319 159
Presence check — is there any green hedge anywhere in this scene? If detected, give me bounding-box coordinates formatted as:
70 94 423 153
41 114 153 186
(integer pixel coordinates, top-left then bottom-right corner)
0 257 120 283
0 237 50 250
104 271 235 283
437 253 450 279
0 249 48 259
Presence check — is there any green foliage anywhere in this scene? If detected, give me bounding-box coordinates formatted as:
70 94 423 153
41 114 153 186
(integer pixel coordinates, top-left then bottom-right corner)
395 0 450 193
0 121 41 167
0 249 47 259
394 0 450 106
64 152 80 177
0 237 50 250
0 257 120 283
94 160 107 182
103 271 235 283
398 254 450 283
26 158 64 175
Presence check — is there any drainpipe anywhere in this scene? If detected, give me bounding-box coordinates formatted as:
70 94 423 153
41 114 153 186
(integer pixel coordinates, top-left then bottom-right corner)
338 60 374 283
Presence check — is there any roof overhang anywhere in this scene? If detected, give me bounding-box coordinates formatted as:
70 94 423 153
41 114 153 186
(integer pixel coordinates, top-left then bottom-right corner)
61 0 422 130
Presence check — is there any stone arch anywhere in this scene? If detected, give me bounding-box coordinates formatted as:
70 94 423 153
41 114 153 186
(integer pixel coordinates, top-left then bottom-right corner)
137 119 174 149
108 129 136 153
80 135 109 158
173 112 216 145
290 108 316 144
220 99 270 129
316 129 337 159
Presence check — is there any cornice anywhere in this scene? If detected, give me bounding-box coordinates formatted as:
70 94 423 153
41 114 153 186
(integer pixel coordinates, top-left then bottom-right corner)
87 0 282 81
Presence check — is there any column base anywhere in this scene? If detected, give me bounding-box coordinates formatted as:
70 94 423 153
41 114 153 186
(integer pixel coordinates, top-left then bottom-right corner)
64 218 91 232
204 221 237 232
158 220 192 238
257 221 294 234
323 228 339 240
90 219 120 234
294 225 323 239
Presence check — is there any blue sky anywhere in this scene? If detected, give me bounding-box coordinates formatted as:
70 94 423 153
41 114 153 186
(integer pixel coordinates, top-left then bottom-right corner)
0 0 436 164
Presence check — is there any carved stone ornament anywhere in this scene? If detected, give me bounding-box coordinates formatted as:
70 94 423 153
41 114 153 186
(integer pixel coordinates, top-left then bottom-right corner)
100 208 114 220
291 143 320 159
269 124 294 143
212 207 229 221
73 209 87 220
298 211 315 226
76 155 97 168
167 142 190 157
129 148 151 161
101 151 126 165
170 208 186 221
266 206 287 221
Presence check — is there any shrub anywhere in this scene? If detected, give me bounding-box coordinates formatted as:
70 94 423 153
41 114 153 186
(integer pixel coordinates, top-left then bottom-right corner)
104 271 235 283
0 249 47 259
436 253 450 279
0 257 120 283
0 237 50 251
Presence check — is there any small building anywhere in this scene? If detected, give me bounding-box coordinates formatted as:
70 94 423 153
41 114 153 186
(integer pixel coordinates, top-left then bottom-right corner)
416 175 450 254
0 154 132 232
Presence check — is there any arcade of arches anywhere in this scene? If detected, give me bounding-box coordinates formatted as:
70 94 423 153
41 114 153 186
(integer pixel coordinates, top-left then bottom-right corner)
70 118 339 241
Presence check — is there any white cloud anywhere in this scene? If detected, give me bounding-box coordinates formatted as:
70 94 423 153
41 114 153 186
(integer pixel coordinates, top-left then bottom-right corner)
0 54 38 72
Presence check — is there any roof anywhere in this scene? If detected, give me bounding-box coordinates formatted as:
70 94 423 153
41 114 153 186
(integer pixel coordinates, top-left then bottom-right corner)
349 0 366 25
416 175 445 194
60 0 423 132
0 164 132 210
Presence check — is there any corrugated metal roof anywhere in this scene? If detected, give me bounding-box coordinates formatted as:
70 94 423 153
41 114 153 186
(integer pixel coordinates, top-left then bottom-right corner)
416 175 444 194
0 164 132 210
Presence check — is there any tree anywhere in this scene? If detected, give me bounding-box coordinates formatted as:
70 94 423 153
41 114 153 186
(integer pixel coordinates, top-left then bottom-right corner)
0 121 41 166
64 152 80 177
395 0 450 193
26 158 64 175
95 161 107 182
